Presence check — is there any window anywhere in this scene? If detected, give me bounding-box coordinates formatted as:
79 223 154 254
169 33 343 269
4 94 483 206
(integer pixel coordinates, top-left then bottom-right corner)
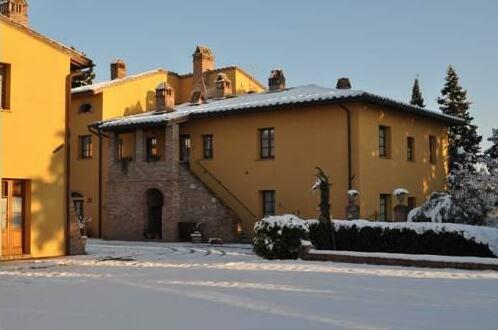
429 136 437 164
146 137 159 161
379 194 391 221
379 126 391 158
407 137 415 161
259 128 275 159
0 63 11 110
408 197 417 211
180 135 191 163
203 135 214 159
116 138 124 160
78 103 93 113
262 190 276 216
79 135 93 159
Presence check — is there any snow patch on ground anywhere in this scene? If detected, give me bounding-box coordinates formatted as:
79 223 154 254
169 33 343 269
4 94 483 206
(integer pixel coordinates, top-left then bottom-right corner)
1 239 498 330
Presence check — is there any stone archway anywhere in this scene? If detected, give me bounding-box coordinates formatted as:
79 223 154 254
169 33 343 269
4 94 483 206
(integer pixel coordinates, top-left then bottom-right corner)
145 189 163 240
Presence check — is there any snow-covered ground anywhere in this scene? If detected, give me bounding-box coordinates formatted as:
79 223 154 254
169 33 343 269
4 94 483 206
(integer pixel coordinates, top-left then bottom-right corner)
1 239 498 330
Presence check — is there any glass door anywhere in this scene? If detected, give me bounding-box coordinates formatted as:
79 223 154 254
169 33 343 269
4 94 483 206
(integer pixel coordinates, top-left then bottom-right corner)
1 180 25 256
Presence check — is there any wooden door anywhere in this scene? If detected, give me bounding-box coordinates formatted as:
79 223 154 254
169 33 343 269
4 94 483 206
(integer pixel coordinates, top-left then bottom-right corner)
1 180 25 256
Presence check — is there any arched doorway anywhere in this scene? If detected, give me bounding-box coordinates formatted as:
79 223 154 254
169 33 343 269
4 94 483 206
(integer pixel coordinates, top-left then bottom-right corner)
145 189 163 240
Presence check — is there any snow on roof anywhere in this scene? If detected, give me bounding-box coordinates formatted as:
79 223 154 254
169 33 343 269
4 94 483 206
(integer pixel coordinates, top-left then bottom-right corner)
97 84 464 130
72 69 166 95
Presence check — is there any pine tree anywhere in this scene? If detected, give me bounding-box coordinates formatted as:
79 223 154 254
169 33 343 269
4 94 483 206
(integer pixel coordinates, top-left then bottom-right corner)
72 60 96 88
410 78 425 108
437 66 482 175
484 129 498 174
485 129 498 160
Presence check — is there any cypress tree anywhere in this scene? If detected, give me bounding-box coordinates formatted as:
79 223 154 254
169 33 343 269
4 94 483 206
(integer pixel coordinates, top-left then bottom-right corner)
437 66 482 174
410 78 425 108
312 167 336 250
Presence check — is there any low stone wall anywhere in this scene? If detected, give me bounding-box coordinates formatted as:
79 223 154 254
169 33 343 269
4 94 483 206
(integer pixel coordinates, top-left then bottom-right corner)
300 247 498 271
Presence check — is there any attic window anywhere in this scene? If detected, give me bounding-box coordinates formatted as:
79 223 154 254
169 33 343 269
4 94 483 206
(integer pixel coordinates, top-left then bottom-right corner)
79 103 93 113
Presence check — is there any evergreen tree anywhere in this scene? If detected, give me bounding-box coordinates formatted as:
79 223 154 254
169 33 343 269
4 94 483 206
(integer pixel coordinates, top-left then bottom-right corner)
484 129 498 174
437 66 482 175
485 129 498 160
72 60 96 88
312 167 336 250
410 78 425 108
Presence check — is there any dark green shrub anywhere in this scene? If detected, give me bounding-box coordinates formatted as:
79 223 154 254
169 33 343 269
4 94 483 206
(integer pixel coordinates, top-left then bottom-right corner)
253 215 310 259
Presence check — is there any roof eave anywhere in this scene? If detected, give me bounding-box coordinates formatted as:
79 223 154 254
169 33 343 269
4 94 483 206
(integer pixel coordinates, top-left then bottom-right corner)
97 114 190 132
189 95 464 126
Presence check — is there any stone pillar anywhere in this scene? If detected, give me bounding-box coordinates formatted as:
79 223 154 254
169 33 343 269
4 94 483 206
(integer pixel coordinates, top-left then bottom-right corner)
135 129 144 162
394 194 409 222
163 124 180 241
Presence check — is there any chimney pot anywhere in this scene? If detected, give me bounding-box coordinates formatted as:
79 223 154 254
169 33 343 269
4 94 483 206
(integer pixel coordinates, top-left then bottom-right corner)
336 78 352 89
155 82 175 112
215 73 232 99
110 59 127 80
268 69 286 92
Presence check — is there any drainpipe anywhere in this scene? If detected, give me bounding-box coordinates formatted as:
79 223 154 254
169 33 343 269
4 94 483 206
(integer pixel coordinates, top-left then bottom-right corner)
88 125 107 238
339 104 353 190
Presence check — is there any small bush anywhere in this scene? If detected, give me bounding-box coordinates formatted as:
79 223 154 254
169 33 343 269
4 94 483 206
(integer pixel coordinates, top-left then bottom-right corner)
253 215 310 259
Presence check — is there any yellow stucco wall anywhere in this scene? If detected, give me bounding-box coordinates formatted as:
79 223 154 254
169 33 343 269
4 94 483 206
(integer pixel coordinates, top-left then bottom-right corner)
180 102 449 233
180 105 350 233
352 103 448 220
1 21 72 258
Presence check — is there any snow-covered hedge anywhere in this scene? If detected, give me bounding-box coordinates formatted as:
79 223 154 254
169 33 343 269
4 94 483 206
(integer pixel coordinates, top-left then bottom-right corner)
254 215 498 259
332 220 498 258
253 215 312 259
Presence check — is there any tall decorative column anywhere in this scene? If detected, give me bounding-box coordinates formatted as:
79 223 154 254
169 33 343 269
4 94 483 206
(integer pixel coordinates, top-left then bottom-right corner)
163 124 180 241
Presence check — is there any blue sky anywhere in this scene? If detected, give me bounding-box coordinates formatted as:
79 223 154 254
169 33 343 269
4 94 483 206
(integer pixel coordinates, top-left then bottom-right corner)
31 0 497 147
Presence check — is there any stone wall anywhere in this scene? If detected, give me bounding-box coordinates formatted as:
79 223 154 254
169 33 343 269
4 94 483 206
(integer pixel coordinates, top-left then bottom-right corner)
104 125 237 242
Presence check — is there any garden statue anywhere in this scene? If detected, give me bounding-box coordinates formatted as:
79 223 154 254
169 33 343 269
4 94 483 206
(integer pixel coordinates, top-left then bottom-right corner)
345 190 360 220
393 188 409 222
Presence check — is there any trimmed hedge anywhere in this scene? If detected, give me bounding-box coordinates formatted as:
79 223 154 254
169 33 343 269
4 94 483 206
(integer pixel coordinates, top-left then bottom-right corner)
254 215 497 259
318 223 496 258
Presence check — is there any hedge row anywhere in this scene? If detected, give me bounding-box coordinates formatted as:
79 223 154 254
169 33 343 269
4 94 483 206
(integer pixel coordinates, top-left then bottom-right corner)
313 223 496 258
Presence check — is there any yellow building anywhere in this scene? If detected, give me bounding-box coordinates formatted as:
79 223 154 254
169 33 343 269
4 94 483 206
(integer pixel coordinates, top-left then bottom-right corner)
91 47 462 241
0 3 90 259
70 47 264 237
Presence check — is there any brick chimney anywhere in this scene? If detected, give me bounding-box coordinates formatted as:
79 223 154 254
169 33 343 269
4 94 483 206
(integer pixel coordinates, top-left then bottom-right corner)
190 46 214 103
110 59 127 80
1 0 29 26
268 69 286 92
336 77 352 89
215 73 232 99
155 82 175 112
